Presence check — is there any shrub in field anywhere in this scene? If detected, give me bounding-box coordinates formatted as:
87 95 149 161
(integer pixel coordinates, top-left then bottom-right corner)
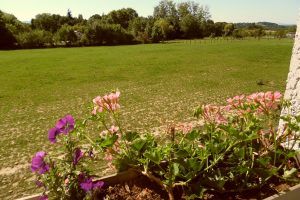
31 90 300 199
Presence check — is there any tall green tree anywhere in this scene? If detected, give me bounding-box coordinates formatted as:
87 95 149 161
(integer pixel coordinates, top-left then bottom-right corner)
0 11 16 49
179 14 200 38
153 0 179 38
152 18 173 42
224 23 235 36
55 24 78 46
31 13 59 32
106 8 138 29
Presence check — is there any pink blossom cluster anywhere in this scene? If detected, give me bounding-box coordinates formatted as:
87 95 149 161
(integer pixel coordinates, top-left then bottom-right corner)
202 104 227 125
225 91 282 114
226 95 245 109
176 122 194 134
92 91 120 114
100 125 120 137
246 91 282 113
198 92 282 126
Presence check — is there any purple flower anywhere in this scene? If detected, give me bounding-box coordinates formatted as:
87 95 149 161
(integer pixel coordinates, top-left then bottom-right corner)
78 173 104 192
48 115 75 143
48 127 60 143
73 148 84 165
31 151 49 174
56 115 75 134
39 195 48 200
35 180 44 188
80 177 93 192
93 181 104 190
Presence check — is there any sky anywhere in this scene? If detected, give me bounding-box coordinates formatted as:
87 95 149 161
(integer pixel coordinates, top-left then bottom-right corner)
0 0 300 24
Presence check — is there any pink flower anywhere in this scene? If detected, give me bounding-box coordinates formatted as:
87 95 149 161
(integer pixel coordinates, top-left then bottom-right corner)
202 105 227 125
227 95 245 108
109 125 119 134
176 122 193 134
104 150 113 162
100 130 109 137
244 91 282 114
274 91 282 100
92 91 120 114
64 178 69 185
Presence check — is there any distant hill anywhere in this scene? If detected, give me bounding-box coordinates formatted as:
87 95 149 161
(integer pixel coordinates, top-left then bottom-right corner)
234 22 295 30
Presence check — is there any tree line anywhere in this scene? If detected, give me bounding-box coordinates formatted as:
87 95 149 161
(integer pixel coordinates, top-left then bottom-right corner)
0 0 297 49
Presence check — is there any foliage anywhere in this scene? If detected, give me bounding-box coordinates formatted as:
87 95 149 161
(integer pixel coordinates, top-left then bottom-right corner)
129 17 152 43
16 29 53 48
152 18 173 42
0 11 17 49
180 14 200 39
83 21 133 45
55 24 78 46
224 23 235 36
77 90 300 199
105 8 138 29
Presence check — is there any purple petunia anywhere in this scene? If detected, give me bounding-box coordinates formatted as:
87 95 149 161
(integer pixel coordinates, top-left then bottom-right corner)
73 148 84 165
38 194 48 200
48 115 75 143
31 151 49 174
48 127 60 143
78 173 105 192
55 115 75 134
35 180 44 188
92 181 105 190
80 177 93 192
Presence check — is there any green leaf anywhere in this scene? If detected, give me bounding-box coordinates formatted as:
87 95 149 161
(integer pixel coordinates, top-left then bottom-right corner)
97 134 118 148
187 158 201 171
186 130 200 141
131 138 147 151
175 149 190 157
283 168 297 179
144 150 162 165
123 132 139 142
172 162 180 176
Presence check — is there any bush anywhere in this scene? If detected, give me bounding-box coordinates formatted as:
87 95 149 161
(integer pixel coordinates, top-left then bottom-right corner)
17 29 53 48
55 24 78 46
83 21 134 46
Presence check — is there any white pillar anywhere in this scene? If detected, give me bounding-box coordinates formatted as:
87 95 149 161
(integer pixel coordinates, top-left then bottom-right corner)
280 15 300 150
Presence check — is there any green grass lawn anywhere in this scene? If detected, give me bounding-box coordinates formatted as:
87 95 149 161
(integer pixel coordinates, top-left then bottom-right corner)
0 38 293 199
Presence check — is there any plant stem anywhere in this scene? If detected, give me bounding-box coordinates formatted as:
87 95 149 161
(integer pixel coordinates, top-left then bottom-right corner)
141 170 174 200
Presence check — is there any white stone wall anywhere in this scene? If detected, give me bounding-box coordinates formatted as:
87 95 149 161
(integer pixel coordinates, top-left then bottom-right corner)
282 19 300 115
280 16 300 149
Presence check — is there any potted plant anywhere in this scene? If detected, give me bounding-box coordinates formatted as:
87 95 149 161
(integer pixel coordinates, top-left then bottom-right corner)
22 91 300 200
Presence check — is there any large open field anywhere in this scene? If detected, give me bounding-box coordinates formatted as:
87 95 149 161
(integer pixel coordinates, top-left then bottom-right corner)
0 39 293 199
